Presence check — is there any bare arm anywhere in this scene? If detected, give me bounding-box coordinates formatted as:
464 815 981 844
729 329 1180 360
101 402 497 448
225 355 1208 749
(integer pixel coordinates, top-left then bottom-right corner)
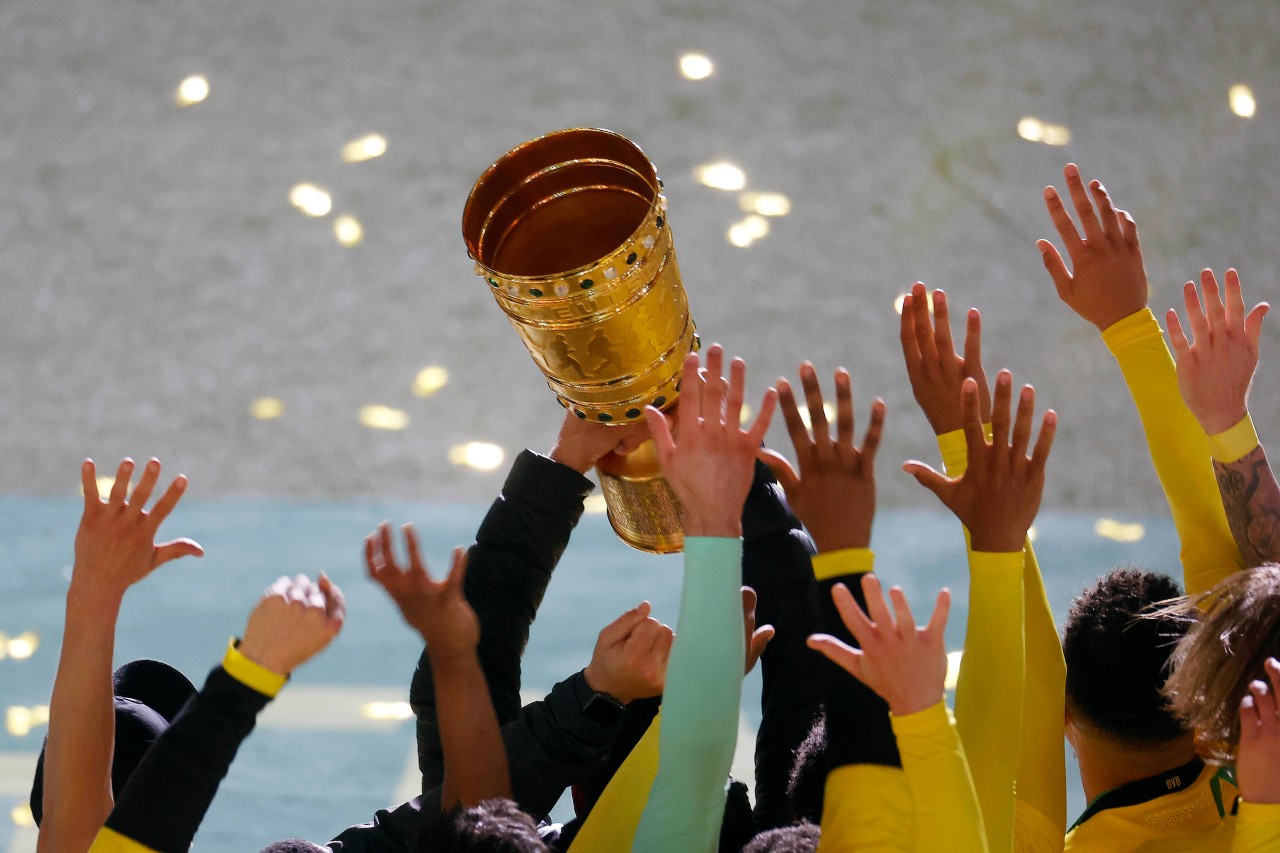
1215 447 1280 567
367 525 509 809
39 459 201 853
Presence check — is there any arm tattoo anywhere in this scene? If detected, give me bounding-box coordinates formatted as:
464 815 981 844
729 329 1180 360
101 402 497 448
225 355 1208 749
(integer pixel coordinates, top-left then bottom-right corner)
1214 444 1280 567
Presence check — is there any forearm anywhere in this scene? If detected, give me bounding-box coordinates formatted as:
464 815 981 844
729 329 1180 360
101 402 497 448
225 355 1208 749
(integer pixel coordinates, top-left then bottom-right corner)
892 701 988 853
633 537 744 853
1210 418 1280 568
1103 308 1244 592
953 550 1024 853
433 650 511 810
812 549 900 770
39 588 124 853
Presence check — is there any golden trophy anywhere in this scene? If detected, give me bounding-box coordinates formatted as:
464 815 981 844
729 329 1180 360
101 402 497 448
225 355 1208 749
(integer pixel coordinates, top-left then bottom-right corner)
462 128 697 553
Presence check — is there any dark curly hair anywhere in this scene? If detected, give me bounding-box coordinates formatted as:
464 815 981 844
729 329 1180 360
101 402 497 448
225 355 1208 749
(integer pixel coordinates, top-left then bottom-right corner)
416 799 547 853
741 820 821 853
1062 567 1188 744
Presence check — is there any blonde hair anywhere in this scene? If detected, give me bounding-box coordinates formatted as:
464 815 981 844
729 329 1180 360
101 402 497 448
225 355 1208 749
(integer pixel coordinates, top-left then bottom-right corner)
1160 565 1280 762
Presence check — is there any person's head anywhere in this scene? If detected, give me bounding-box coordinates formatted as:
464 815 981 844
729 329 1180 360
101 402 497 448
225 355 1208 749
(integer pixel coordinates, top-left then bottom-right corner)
1161 564 1280 762
1062 568 1188 747
416 799 547 853
257 841 329 853
30 659 196 824
786 711 827 824
741 821 821 853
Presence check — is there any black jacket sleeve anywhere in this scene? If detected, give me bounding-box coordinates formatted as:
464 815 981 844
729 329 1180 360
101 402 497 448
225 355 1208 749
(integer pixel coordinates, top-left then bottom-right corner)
104 666 271 853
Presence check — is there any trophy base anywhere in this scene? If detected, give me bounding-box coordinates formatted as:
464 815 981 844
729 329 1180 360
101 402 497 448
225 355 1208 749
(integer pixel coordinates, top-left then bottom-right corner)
595 439 684 554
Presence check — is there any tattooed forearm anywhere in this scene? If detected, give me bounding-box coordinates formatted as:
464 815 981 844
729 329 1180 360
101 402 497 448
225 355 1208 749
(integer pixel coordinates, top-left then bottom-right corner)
1214 444 1280 567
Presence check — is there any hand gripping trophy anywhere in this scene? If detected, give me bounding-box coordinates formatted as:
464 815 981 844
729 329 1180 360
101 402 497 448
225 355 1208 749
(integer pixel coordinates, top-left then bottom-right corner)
462 128 698 553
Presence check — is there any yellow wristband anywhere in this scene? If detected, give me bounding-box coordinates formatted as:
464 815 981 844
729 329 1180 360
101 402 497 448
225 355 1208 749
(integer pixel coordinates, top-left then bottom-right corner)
812 548 874 581
222 638 288 698
1208 414 1260 464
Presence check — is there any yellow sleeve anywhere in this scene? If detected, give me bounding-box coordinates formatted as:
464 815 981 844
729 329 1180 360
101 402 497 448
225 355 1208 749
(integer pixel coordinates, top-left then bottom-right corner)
817 764 911 853
892 701 988 853
567 711 661 853
221 638 288 698
953 549 1024 853
1233 802 1280 852
1101 308 1245 594
88 827 160 853
938 429 1067 844
812 548 876 581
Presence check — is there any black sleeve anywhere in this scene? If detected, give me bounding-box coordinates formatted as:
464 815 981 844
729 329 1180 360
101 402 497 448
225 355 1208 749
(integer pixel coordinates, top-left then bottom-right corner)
410 450 594 792
104 665 271 853
325 797 424 852
740 459 826 831
816 573 900 769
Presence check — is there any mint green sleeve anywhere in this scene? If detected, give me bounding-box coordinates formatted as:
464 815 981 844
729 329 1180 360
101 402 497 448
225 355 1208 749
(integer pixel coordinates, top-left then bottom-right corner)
632 536 744 853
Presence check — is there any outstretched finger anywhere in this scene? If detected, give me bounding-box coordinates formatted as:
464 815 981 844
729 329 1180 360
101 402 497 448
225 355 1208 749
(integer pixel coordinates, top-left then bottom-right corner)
807 634 865 681
1037 239 1074 303
1089 180 1119 240
990 371 1013 449
599 601 654 646
1030 410 1058 471
1042 186 1084 258
932 290 957 363
446 546 468 592
153 537 204 568
858 574 896 635
776 377 814 456
887 585 918 642
109 458 135 506
902 459 952 502
1183 280 1210 344
909 282 940 368
746 387 778 448
81 459 100 511
725 356 747 430
130 459 162 512
1064 164 1103 243
924 588 951 645
701 345 727 423
830 581 875 642
147 476 189 529
1224 268 1246 330
757 447 801 498
834 368 855 450
1201 269 1227 332
960 378 987 461
799 363 831 447
1245 303 1271 351
402 524 429 578
860 399 887 463
1166 309 1192 361
1011 385 1036 461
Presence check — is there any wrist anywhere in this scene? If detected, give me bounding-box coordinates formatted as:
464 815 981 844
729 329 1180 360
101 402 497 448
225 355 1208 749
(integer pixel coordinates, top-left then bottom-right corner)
548 444 594 475
66 579 126 616
582 663 629 705
681 515 742 538
968 530 1025 553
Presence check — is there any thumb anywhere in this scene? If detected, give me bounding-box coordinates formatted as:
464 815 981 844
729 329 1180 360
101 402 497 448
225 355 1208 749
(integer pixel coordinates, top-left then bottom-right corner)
153 538 204 568
598 601 652 646
901 461 952 501
757 447 801 497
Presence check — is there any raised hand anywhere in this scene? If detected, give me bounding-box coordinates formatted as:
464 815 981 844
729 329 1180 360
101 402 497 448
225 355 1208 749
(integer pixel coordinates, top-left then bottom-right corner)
1037 163 1148 332
903 372 1056 552
238 574 345 676
644 344 777 538
549 409 649 474
807 574 950 716
365 522 479 661
1237 657 1280 804
73 457 203 599
583 602 674 705
759 363 884 552
899 282 991 436
741 586 775 675
1166 268 1269 436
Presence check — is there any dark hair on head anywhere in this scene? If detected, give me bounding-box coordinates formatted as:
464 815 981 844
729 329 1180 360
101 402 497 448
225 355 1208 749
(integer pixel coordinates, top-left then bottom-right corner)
741 821 821 853
416 799 547 853
257 841 329 853
1062 567 1188 744
1159 564 1280 762
786 711 827 824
